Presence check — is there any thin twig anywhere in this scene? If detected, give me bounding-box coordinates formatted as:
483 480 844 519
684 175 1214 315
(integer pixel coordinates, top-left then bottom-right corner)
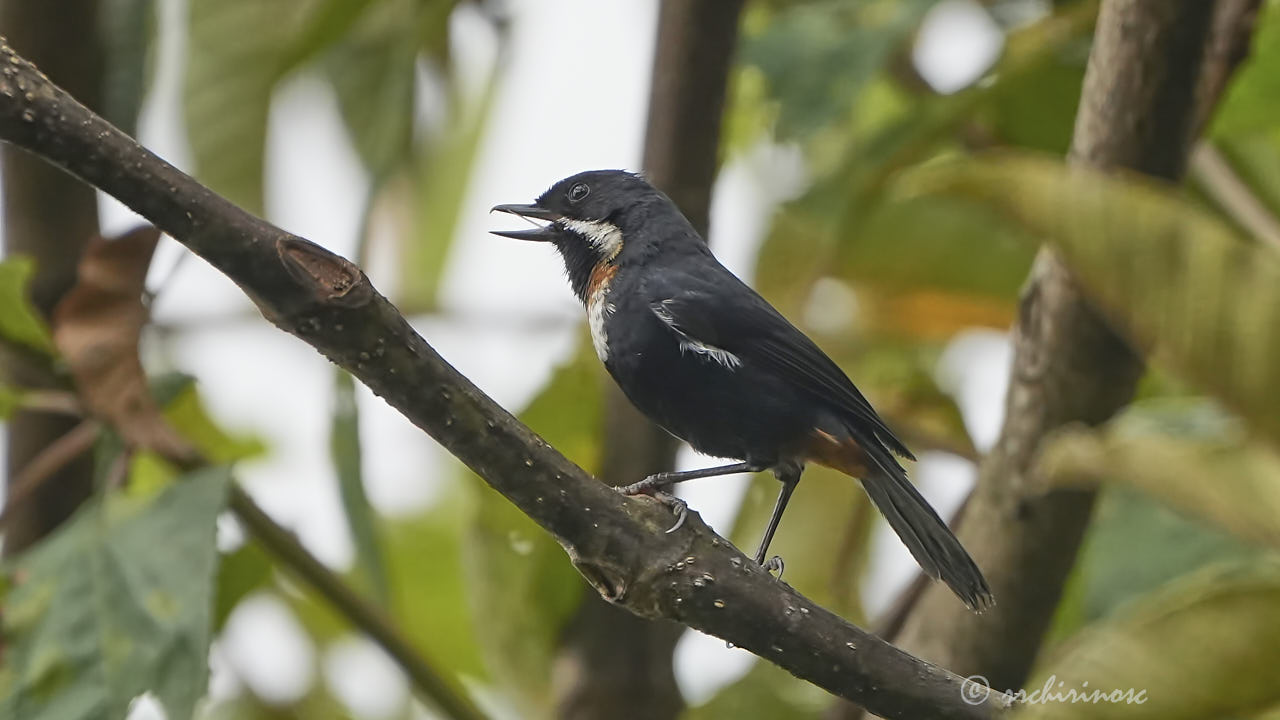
227 485 487 720
0 419 99 529
15 389 82 416
1190 141 1280 248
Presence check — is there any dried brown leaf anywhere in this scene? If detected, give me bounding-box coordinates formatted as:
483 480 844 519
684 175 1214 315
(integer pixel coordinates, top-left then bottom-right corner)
53 227 196 463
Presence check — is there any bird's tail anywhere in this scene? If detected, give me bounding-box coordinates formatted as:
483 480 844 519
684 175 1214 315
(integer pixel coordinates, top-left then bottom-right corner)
812 428 993 611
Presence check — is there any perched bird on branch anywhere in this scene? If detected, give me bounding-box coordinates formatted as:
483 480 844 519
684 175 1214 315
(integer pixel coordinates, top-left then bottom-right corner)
493 170 991 611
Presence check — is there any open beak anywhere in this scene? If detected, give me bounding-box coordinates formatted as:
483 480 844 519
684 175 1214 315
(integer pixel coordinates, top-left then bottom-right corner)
490 203 560 241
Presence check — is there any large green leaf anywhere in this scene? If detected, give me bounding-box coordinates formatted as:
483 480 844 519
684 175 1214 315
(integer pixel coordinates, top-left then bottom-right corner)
1040 406 1280 551
0 256 55 354
0 467 231 720
462 343 596 710
322 0 424 180
900 152 1280 446
1020 559 1280 720
1050 485 1263 644
184 0 368 213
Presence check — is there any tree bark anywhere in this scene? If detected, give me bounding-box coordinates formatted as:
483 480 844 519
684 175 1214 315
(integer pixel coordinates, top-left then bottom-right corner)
0 0 101 554
553 3 745 718
893 0 1261 694
0 38 1017 719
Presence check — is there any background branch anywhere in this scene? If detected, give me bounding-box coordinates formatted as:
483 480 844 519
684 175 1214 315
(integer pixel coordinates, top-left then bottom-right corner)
0 38 1013 720
227 486 486 720
894 0 1261 692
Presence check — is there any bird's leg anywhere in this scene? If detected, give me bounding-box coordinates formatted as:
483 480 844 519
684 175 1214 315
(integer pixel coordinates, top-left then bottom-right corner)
617 461 766 533
752 466 801 578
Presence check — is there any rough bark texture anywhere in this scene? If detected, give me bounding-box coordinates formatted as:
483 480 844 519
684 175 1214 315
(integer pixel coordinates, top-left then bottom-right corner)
0 0 101 554
553 3 745 718
894 0 1258 694
0 38 1017 720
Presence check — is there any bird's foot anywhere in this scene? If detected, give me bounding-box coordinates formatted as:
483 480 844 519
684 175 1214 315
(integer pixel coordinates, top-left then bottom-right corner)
615 481 687 533
760 555 785 579
617 472 669 497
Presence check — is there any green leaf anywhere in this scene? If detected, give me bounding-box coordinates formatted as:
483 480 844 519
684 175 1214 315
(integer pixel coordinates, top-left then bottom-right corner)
286 496 487 680
751 3 1096 331
0 256 55 354
213 543 273 631
1057 485 1263 641
0 467 231 720
1040 406 1280 551
323 0 424 180
1020 559 1280 720
686 661 828 720
899 152 1280 446
163 380 266 463
1209 0 1280 139
401 68 500 311
184 0 359 213
330 370 390 606
462 342 597 710
98 0 155 137
740 0 937 141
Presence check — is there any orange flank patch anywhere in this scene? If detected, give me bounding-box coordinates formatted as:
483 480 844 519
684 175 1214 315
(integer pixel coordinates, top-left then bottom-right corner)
804 429 870 479
587 262 618 299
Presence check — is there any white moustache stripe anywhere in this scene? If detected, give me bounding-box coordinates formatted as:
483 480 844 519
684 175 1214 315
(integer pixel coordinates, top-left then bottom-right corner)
560 218 624 260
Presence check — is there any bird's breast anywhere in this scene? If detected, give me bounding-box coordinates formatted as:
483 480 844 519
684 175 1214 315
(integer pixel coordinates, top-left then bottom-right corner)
586 262 617 363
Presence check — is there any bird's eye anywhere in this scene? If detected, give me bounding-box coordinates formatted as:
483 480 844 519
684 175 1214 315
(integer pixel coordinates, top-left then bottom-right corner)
568 183 590 202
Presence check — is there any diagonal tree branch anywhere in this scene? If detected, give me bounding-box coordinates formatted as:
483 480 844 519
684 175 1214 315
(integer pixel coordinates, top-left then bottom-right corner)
0 39 1014 720
894 0 1263 693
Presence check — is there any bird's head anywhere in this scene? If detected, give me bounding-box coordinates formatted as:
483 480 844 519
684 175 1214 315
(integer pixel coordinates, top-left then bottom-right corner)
491 170 683 300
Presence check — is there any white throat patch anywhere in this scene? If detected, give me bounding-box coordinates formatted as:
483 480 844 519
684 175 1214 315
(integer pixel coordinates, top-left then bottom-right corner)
560 218 624 261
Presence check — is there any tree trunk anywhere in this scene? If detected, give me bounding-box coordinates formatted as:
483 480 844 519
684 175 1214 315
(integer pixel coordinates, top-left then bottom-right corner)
1 0 102 554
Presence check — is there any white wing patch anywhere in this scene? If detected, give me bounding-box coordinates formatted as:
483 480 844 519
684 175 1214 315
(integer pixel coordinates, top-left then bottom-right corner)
561 218 624 260
652 300 742 370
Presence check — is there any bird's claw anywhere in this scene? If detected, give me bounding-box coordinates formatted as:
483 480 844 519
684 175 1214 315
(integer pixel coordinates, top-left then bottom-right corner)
761 555 785 579
654 491 688 533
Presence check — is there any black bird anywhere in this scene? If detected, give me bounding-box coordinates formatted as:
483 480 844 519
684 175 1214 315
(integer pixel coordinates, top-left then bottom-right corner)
492 170 992 610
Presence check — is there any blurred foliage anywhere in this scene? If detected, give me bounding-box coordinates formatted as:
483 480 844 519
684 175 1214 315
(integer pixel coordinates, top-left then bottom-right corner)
900 152 1280 446
1021 560 1280 720
331 371 391 606
462 341 597 712
739 0 938 140
0 467 230 720
0 256 56 354
5 0 1280 718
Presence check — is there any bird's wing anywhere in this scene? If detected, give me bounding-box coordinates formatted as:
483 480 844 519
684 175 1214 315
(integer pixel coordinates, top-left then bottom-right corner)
649 283 915 461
